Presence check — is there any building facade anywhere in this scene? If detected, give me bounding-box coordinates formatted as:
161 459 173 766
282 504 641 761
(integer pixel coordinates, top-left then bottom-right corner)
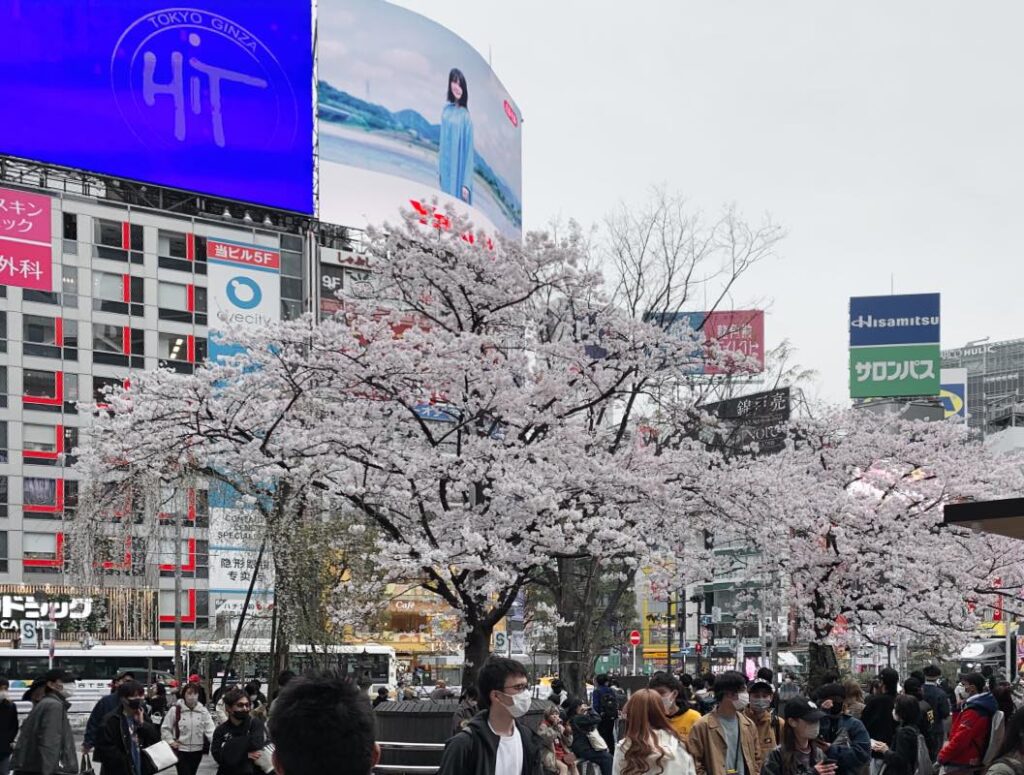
941 338 1024 433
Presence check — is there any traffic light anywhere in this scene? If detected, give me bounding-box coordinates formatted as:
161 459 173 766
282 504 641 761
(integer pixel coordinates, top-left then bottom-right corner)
694 643 703 654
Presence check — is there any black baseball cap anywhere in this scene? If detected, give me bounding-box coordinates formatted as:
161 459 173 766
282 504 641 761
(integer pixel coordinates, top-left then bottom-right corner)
749 679 774 694
41 669 74 684
783 697 826 722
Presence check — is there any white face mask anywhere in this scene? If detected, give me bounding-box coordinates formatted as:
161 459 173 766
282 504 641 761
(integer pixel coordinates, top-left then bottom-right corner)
750 697 772 712
733 691 750 711
0 691 7 701
61 684 76 699
504 690 532 718
805 722 821 739
184 695 198 708
662 693 677 713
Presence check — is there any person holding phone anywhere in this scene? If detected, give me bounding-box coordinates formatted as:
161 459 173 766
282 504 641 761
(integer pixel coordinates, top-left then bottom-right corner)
870 695 921 775
815 684 871 775
761 698 836 775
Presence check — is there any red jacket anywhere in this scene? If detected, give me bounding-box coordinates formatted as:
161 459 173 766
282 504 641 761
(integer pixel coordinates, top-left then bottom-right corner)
938 693 997 768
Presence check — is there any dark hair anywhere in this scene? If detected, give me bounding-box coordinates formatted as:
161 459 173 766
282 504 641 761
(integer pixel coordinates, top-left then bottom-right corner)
996 707 1024 759
779 711 803 774
118 680 145 699
0 679 8 690
223 688 248 709
595 674 609 687
903 678 923 698
880 668 899 694
446 68 468 108
476 657 528 710
962 672 986 695
245 680 261 695
460 686 479 703
680 674 693 688
757 667 774 682
278 670 297 687
649 671 682 694
910 670 926 683
182 682 201 696
894 694 920 726
923 665 942 679
269 673 375 775
713 670 747 702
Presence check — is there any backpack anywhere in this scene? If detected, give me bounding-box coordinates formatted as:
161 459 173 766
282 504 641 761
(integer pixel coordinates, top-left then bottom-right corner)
915 733 933 775
984 710 1006 766
599 689 618 720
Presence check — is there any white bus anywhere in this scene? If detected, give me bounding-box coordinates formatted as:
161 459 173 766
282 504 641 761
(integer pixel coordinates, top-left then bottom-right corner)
0 645 175 691
187 639 398 695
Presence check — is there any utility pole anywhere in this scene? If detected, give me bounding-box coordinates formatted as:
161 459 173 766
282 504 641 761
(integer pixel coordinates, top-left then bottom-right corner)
666 592 673 675
174 493 183 681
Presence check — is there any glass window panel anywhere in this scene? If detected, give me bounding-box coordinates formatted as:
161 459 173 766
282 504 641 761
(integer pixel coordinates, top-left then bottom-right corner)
23 532 56 554
159 283 187 309
93 324 123 354
23 425 56 452
23 370 56 398
23 315 56 346
159 333 188 360
23 478 56 506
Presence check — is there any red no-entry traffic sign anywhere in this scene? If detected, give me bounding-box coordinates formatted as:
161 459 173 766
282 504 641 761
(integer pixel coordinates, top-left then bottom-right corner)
629 630 641 646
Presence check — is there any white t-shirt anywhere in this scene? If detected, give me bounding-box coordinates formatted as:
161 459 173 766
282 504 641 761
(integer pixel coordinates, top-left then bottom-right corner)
490 721 523 775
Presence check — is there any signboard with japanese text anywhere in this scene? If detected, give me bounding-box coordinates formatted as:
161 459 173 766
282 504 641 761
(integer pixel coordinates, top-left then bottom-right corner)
0 3 314 213
0 188 52 291
318 0 523 238
206 237 281 361
940 368 968 422
646 309 765 375
700 387 791 456
209 507 273 615
849 344 941 398
849 293 940 399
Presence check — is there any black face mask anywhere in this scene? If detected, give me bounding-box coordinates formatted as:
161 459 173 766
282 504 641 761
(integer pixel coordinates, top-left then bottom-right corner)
232 710 250 721
828 703 843 715
127 698 144 711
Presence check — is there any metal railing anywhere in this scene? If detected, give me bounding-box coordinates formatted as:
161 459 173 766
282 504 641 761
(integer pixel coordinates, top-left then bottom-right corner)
373 741 445 775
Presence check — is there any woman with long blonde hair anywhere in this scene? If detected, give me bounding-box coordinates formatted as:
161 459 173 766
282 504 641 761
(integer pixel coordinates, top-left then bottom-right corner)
613 689 696 775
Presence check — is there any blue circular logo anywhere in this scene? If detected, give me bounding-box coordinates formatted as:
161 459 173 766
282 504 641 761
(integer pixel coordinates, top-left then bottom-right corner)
226 276 262 310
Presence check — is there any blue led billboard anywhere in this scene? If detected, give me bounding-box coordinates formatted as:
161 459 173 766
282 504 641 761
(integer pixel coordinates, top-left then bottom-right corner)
0 3 314 214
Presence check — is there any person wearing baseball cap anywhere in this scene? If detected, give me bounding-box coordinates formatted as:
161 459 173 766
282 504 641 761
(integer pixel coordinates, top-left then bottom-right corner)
745 679 785 775
762 698 832 775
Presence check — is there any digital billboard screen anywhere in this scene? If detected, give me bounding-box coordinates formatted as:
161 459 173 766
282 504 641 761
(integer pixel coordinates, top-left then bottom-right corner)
0 2 314 214
318 0 523 238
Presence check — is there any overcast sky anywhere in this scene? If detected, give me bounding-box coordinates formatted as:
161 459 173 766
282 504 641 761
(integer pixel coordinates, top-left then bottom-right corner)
389 0 1024 402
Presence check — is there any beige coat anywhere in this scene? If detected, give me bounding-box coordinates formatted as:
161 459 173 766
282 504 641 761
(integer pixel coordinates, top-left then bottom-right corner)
743 708 785 775
685 711 758 775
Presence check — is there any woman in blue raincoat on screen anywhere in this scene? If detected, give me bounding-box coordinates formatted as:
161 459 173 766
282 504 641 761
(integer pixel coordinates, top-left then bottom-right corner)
438 67 474 204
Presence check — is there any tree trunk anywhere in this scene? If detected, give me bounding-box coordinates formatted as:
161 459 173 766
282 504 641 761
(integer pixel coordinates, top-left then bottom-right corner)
557 622 586 700
460 620 494 690
806 642 839 693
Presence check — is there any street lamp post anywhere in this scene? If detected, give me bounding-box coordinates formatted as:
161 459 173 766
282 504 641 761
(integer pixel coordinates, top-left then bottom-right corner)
690 593 705 675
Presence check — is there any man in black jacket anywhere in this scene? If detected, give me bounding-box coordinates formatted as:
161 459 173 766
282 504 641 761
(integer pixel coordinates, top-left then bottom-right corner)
84 671 134 755
211 688 267 775
861 668 899 775
922 665 951 758
94 681 161 775
0 678 19 775
438 657 543 775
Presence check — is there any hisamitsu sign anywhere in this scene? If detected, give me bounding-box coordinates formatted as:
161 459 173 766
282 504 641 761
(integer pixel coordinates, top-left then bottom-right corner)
849 293 941 399
849 293 940 346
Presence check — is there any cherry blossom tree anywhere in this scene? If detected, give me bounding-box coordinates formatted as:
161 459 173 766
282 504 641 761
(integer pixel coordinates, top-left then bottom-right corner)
698 406 1024 685
77 210 736 688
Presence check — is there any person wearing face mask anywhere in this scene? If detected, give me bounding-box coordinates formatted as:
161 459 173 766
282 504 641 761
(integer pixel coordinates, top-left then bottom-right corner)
869 695 922 775
613 689 695 775
94 680 162 775
210 688 267 775
814 684 871 775
437 657 544 775
161 683 215 775
0 679 19 775
938 672 996 775
686 671 757 775
568 698 614 775
761 698 836 775
650 673 701 742
10 668 78 775
745 680 784 775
